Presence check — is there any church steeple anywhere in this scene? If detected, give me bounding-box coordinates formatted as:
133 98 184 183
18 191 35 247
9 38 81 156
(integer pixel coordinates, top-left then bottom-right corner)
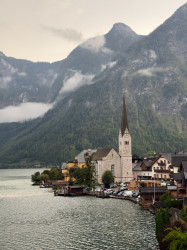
121 96 129 136
119 94 133 182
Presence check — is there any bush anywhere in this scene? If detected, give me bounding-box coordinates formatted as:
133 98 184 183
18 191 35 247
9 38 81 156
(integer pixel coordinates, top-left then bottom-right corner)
102 170 114 188
140 182 146 187
160 193 183 209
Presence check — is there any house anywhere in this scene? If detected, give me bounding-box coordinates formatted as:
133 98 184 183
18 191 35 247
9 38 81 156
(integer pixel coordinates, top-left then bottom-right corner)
140 187 167 207
170 161 187 199
75 149 97 168
133 157 154 180
133 154 172 182
61 160 79 182
152 154 172 181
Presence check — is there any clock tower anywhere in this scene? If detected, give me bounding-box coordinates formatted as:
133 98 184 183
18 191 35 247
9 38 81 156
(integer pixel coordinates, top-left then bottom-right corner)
119 96 133 182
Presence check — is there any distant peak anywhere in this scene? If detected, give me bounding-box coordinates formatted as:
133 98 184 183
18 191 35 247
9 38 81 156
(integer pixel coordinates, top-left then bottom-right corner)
110 22 138 36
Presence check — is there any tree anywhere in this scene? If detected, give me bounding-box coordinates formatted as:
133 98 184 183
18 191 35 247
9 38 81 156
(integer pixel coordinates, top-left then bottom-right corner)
102 170 114 188
85 156 95 187
73 156 95 187
47 168 63 180
162 227 187 250
155 208 170 239
31 171 41 184
40 173 49 182
146 150 155 157
160 193 182 209
140 182 147 187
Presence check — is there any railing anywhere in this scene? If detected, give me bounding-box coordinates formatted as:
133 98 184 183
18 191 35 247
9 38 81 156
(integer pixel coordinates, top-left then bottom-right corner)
154 169 170 173
158 162 166 166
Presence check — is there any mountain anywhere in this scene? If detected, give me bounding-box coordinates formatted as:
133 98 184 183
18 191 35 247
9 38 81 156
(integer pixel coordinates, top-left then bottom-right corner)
0 23 142 106
0 4 187 168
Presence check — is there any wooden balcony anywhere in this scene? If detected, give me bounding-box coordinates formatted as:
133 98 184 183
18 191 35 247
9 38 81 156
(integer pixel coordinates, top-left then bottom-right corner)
154 169 170 173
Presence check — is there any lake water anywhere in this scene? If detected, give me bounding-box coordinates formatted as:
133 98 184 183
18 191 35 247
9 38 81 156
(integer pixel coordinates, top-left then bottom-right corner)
0 169 158 250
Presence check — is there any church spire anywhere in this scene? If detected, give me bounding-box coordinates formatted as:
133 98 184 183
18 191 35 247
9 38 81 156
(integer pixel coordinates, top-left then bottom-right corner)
121 95 129 136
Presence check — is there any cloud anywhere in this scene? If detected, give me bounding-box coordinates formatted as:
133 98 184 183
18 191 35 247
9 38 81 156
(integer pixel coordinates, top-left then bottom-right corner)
132 67 167 77
0 76 12 88
0 102 53 123
101 61 117 72
17 72 27 76
59 70 94 94
43 26 83 42
80 36 106 53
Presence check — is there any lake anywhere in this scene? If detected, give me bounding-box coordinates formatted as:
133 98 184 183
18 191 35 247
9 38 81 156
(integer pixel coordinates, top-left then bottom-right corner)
0 169 158 250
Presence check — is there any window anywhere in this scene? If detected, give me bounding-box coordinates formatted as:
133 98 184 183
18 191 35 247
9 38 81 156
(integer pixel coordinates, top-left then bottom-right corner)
124 141 129 145
111 165 115 176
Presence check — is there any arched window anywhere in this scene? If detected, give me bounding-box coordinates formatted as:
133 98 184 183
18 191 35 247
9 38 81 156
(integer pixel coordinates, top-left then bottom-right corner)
111 165 115 176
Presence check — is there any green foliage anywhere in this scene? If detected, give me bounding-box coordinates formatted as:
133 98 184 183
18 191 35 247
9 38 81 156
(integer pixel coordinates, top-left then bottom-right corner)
73 156 95 187
181 206 187 223
47 168 63 180
162 227 187 250
140 182 146 187
31 168 63 183
160 193 183 209
146 151 155 157
155 208 170 239
102 170 114 188
31 171 41 184
40 173 49 182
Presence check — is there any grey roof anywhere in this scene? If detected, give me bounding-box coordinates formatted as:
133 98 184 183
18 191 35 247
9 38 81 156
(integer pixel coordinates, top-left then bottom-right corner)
181 161 187 176
75 149 97 163
133 161 142 171
162 153 172 163
171 173 183 181
167 186 177 191
140 187 166 194
172 154 187 167
143 159 154 167
121 96 129 136
61 163 67 169
92 148 113 161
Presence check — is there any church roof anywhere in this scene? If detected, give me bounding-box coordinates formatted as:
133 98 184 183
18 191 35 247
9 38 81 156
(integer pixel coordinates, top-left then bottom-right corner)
92 148 113 160
121 96 129 136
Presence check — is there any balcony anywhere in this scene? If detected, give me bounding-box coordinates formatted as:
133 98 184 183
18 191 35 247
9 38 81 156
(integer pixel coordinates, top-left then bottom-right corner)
158 162 166 167
154 169 170 173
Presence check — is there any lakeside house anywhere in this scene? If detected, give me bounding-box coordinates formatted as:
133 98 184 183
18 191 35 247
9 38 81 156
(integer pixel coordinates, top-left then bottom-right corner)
133 153 172 181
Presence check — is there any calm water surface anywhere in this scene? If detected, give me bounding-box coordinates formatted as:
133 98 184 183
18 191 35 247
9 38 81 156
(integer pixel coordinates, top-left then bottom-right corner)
0 169 158 250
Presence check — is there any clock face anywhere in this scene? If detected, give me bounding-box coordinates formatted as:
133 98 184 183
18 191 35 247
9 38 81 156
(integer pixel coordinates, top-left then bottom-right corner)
125 134 128 137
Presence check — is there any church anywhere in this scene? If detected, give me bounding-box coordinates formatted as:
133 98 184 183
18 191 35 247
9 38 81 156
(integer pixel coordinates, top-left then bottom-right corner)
62 96 133 184
92 96 133 183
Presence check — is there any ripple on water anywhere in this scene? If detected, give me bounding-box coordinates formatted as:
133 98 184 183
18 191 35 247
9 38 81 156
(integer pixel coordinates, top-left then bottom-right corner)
0 169 159 250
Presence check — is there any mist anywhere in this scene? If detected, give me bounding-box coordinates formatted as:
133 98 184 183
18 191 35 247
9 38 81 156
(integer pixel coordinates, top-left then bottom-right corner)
0 102 53 123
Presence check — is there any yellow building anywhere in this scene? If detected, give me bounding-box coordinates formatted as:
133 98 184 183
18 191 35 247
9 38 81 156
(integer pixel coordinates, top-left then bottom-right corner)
61 149 97 182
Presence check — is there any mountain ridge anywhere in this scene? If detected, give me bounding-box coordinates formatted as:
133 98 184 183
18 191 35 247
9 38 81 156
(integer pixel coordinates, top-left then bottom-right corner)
0 3 187 167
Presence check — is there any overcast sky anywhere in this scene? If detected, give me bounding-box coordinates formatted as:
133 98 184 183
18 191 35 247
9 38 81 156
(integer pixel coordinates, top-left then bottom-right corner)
0 0 186 63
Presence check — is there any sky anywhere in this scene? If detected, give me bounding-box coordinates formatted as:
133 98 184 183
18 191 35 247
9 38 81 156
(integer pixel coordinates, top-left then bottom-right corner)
0 0 186 123
0 0 187 63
